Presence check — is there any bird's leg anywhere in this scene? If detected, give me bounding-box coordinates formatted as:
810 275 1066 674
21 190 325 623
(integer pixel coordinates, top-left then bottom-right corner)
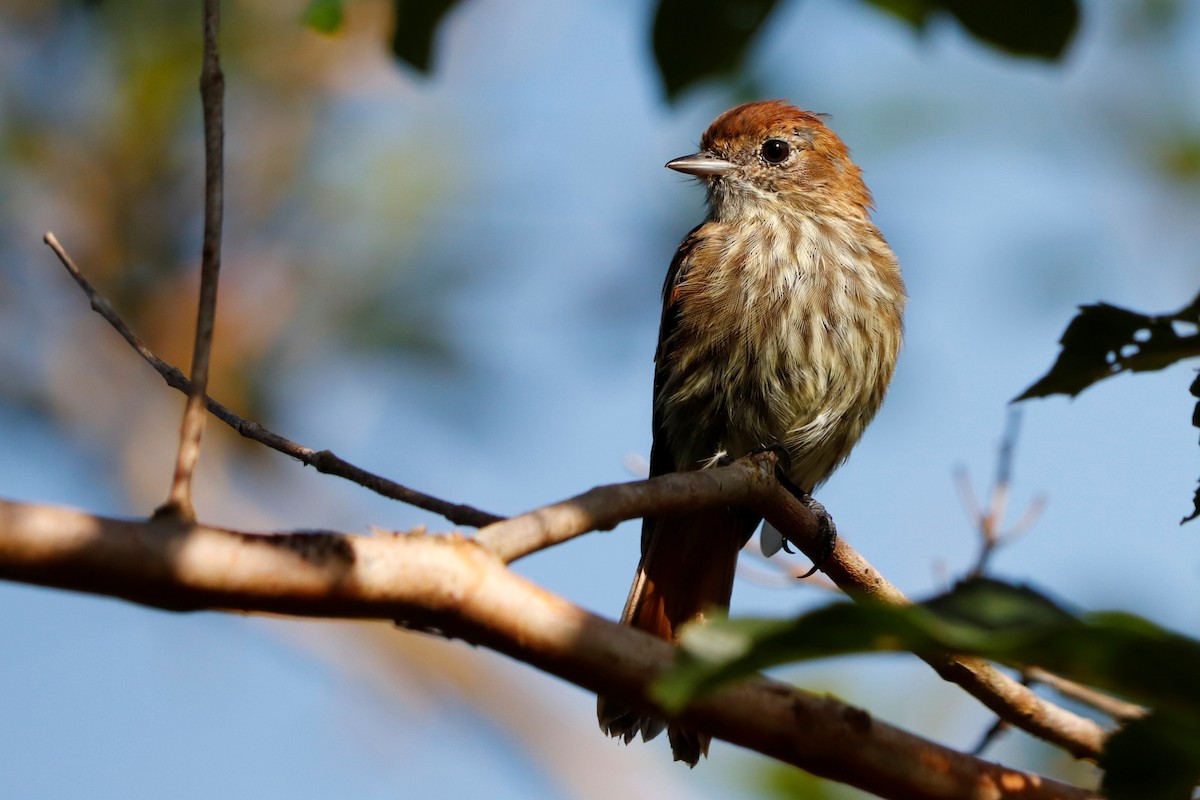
751 444 799 554
755 445 837 576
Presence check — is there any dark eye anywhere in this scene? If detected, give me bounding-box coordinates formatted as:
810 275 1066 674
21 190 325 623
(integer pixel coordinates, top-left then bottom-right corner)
761 138 791 164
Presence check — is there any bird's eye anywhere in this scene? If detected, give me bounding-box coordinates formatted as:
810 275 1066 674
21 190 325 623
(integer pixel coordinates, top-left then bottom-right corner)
761 138 791 164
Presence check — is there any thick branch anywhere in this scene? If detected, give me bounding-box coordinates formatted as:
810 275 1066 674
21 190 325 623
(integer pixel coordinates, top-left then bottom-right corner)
478 459 1108 760
0 498 1099 800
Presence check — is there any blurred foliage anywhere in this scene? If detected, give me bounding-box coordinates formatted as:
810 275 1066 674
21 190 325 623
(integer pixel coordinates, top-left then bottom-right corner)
752 758 862 800
651 0 779 100
1101 712 1200 800
867 0 1078 60
658 578 1200 799
302 0 343 33
388 0 459 73
1155 133 1200 183
1016 291 1200 523
307 0 1079 98
0 0 460 428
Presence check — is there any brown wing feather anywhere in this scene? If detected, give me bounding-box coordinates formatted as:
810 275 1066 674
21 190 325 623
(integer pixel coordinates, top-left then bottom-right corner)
599 226 759 766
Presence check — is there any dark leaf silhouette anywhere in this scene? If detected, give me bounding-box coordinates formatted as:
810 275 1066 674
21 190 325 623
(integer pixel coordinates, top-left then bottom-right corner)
1016 291 1200 400
390 0 461 73
1100 712 1200 800
311 0 1081 96
867 0 1080 60
649 0 1080 99
652 0 780 100
1017 291 1200 524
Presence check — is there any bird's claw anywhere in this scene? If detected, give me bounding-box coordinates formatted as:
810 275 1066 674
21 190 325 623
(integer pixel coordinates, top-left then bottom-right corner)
796 493 838 578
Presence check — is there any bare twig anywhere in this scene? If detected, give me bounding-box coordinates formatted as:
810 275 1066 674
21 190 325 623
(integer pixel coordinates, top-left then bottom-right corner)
42 232 501 529
1024 667 1146 722
971 717 1011 756
0 498 1101 800
960 409 1046 577
959 412 1084 754
161 0 225 520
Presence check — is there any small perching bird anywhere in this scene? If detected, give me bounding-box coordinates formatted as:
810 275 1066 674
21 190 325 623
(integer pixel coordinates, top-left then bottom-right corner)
598 101 906 765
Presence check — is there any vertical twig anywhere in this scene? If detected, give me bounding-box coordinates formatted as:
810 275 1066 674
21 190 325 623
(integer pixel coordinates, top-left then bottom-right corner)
158 0 225 521
977 408 1020 569
964 408 1041 577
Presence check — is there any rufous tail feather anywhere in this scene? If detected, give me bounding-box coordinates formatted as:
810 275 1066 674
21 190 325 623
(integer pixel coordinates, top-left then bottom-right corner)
598 508 758 766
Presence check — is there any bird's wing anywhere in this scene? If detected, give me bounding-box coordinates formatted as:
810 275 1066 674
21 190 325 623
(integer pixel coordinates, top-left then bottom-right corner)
643 224 705 555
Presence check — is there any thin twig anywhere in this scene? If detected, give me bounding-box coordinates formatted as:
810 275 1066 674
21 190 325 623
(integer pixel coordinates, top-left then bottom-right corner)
964 409 1045 577
42 232 501 529
475 453 778 562
0 498 1103 800
971 717 1011 756
161 0 226 520
1024 667 1146 722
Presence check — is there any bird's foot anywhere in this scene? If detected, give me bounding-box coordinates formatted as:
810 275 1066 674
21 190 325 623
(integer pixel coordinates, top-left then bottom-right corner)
795 492 838 578
767 473 838 577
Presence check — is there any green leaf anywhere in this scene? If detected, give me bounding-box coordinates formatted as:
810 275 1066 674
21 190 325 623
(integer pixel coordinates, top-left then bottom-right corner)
653 578 1200 717
651 0 780 100
302 0 344 34
1100 711 1200 800
865 0 1080 60
752 760 844 800
390 0 461 73
1016 291 1200 401
656 579 1200 797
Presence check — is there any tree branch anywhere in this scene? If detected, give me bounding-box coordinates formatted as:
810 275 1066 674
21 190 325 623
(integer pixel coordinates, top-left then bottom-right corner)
475 452 779 562
41 232 501 529
476 458 1108 760
0 497 1100 800
756 481 1108 760
1024 667 1146 723
40 229 1105 762
161 0 226 520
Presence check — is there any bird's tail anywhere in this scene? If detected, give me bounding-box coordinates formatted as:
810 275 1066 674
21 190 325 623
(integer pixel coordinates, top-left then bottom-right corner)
597 508 758 766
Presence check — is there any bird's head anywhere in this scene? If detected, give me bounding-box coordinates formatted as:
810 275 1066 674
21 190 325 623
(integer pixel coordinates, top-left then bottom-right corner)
667 100 873 221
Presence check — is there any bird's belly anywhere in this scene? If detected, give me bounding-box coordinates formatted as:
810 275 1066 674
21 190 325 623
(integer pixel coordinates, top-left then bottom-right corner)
657 301 894 490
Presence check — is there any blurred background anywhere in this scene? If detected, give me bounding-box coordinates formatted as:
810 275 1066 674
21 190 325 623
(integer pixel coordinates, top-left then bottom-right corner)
1 1 1198 797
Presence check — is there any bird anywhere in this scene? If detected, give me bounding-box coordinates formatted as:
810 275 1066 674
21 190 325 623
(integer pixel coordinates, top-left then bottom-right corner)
597 100 906 765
